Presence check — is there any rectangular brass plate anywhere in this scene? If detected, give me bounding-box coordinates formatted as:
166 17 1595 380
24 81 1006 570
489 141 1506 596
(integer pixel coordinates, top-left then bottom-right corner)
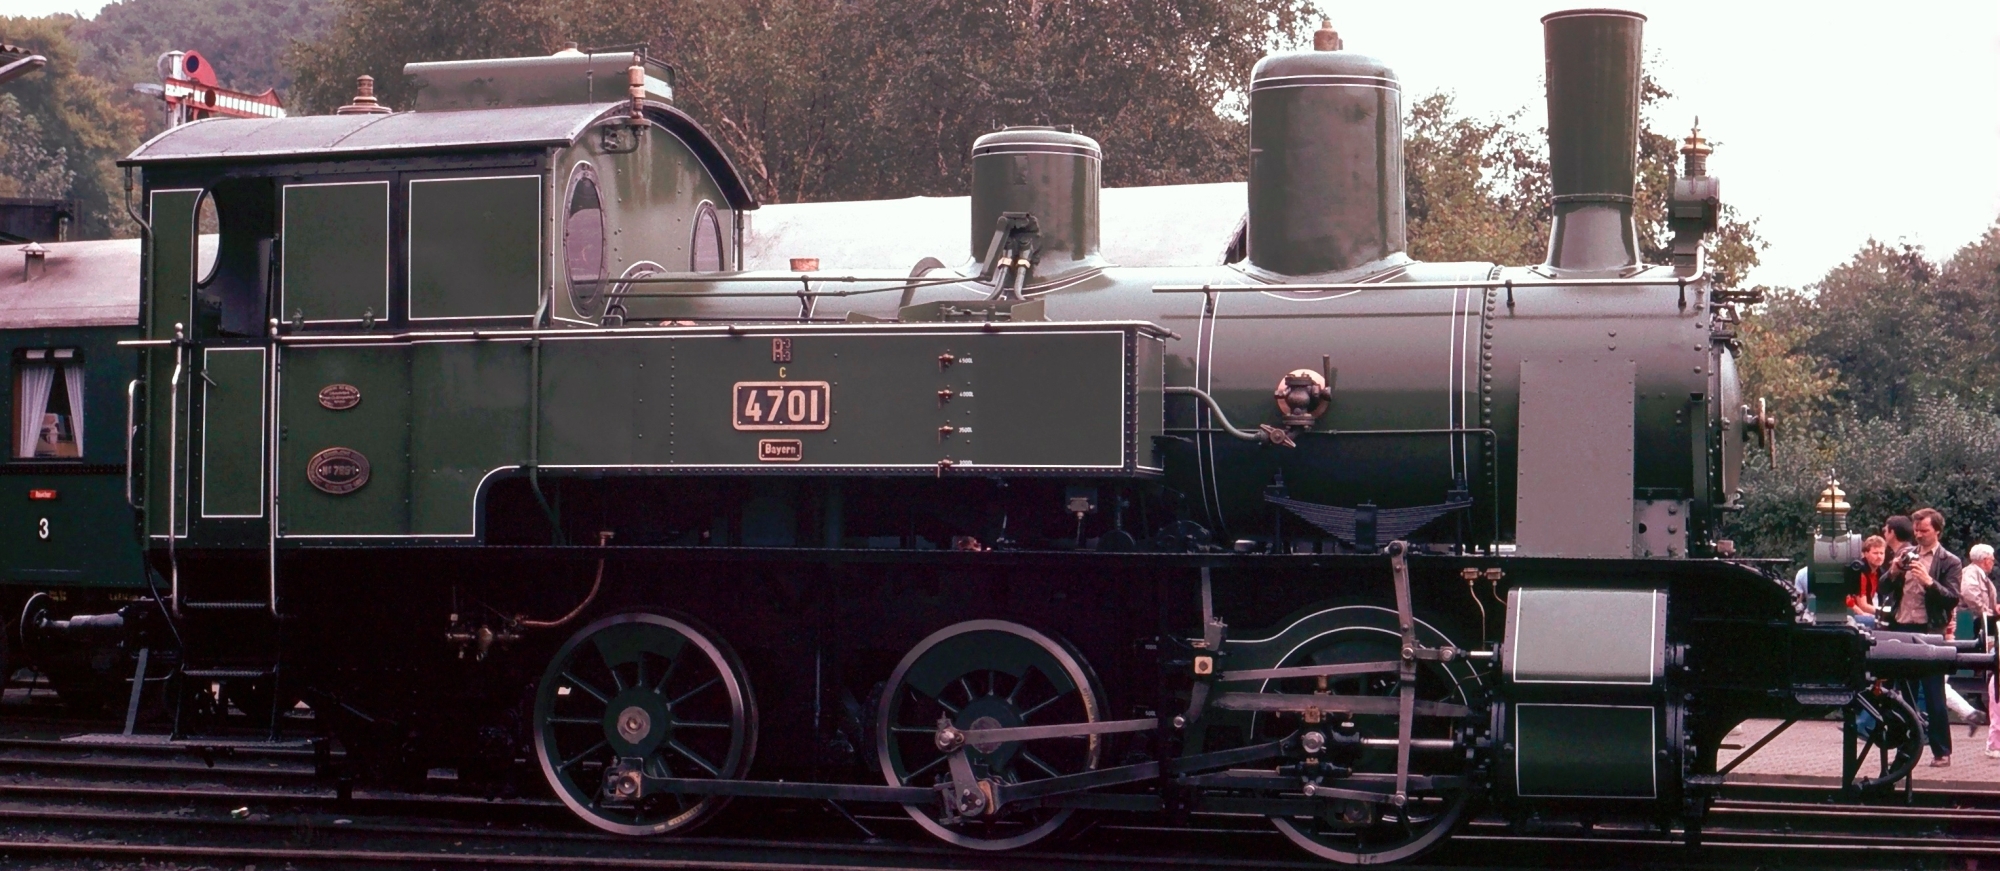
757 439 803 462
733 381 830 431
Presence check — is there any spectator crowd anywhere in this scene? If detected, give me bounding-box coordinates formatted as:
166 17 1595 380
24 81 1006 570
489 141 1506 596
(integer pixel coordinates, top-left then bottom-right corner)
1837 508 1999 768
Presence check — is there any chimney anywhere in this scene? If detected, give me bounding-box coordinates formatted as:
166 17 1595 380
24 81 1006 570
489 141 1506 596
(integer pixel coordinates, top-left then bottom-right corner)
1540 10 1645 275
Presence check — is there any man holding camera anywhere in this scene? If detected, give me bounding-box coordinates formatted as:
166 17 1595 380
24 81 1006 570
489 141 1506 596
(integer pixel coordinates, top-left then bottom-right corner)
1879 507 1964 766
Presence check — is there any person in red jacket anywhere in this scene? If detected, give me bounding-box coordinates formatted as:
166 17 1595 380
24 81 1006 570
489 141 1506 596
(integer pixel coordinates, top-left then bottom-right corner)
1849 534 1887 618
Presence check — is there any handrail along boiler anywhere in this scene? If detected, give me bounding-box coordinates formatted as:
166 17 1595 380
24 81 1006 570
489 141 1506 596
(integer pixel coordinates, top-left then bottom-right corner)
42 9 1986 865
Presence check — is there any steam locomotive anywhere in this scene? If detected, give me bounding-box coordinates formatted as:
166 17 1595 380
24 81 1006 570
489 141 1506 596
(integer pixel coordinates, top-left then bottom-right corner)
7 8 1984 865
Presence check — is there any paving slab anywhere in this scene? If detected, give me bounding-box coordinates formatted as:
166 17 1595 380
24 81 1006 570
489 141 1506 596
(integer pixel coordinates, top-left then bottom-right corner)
1722 716 2000 794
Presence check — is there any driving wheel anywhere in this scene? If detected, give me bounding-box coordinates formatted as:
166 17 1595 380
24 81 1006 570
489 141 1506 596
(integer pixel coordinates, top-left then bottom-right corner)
534 612 757 836
1249 605 1480 865
877 619 1106 851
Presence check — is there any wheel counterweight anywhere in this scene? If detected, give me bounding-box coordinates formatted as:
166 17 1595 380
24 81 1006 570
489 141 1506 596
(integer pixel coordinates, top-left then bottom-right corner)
534 612 757 836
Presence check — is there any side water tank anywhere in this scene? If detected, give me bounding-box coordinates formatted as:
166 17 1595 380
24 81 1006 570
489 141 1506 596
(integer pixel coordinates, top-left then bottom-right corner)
1246 42 1406 277
968 127 1108 282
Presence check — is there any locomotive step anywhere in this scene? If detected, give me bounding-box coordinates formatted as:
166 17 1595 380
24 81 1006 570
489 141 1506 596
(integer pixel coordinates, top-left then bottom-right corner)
179 601 271 611
60 733 317 751
179 667 276 679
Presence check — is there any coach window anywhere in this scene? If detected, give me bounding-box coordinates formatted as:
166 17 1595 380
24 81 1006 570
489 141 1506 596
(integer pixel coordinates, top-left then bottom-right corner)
11 349 83 460
691 201 723 273
564 165 606 316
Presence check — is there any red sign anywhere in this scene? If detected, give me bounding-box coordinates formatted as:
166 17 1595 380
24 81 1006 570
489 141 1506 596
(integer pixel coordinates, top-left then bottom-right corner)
27 489 57 501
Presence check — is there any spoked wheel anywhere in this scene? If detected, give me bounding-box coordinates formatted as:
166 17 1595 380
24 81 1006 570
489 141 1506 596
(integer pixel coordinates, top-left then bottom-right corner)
1251 605 1480 865
534 612 757 836
877 619 1105 851
1847 683 1925 793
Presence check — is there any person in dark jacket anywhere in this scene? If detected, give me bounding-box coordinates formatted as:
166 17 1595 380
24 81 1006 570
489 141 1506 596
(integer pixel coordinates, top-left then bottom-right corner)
1880 507 1963 766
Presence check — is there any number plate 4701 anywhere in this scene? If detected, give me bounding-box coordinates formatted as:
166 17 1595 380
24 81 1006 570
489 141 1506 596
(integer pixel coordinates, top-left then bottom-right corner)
733 381 831 431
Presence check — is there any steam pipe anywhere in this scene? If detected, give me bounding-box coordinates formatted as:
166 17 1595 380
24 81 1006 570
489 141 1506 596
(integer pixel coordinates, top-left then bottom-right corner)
1541 9 1645 275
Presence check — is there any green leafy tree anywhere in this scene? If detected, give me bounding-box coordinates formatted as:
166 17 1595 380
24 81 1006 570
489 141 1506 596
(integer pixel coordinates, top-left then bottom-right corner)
1733 395 2000 562
0 93 77 200
1403 93 1548 265
286 0 557 114
1403 75 1765 283
0 16 145 238
1732 287 1844 426
286 0 1318 203
68 0 335 94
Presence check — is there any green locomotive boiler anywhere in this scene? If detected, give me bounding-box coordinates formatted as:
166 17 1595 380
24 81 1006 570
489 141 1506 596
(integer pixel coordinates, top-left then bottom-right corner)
68 9 1984 864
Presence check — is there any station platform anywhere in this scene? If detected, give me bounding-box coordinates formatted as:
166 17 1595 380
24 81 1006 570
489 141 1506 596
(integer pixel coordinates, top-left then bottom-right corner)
1723 716 2000 793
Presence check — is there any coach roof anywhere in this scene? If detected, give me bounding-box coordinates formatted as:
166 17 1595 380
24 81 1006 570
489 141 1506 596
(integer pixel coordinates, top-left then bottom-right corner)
0 238 156 328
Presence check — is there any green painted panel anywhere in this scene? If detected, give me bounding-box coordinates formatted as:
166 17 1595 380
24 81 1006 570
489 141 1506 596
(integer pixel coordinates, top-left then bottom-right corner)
622 333 945 467
1134 335 1164 469
537 338 638 465
278 346 411 535
974 332 1126 467
409 176 541 321
281 182 389 323
145 189 200 536
409 342 528 534
537 329 1144 472
1 474 145 586
1515 704 1656 798
199 348 265 518
1505 589 1662 684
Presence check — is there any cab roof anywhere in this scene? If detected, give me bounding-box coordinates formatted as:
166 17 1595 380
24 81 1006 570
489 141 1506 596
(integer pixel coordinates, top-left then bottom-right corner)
121 101 758 209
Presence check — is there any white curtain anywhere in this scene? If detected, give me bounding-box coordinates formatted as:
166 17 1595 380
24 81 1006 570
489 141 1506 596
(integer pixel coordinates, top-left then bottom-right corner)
62 363 84 458
13 363 54 459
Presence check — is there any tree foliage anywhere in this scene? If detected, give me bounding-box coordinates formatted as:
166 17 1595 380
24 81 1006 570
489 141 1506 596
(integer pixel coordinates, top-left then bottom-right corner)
0 16 145 238
1403 76 1765 287
0 93 77 200
286 0 1317 204
286 0 554 116
1403 94 1548 265
68 0 333 95
1726 225 2000 558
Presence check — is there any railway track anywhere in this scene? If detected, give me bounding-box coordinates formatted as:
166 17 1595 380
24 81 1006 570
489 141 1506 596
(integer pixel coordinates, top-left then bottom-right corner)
0 729 1996 868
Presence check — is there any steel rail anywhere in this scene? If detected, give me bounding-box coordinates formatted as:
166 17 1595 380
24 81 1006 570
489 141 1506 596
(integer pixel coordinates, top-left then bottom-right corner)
1152 276 1696 293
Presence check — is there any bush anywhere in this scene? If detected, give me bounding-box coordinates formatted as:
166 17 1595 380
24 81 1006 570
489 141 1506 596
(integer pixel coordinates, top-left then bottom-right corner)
1731 394 2000 561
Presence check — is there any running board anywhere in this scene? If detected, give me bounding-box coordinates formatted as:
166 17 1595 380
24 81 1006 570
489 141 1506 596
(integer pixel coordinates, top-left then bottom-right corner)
61 733 317 751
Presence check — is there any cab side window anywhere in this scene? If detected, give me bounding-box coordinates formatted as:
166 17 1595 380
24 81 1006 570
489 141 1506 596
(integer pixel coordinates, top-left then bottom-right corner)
198 177 278 336
692 201 724 273
564 165 606 317
11 349 83 460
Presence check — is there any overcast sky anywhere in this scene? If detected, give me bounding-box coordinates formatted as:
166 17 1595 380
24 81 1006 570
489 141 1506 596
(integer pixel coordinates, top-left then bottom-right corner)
1317 1 2000 287
8 0 1996 287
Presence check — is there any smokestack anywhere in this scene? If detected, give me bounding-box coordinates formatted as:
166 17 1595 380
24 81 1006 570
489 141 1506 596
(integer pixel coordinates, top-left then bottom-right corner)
1541 9 1645 275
